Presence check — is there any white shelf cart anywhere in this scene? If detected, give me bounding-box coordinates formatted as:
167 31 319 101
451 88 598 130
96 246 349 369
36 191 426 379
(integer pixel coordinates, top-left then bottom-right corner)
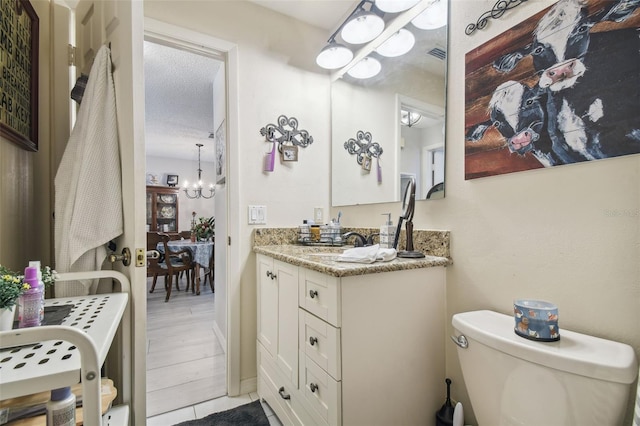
0 271 131 425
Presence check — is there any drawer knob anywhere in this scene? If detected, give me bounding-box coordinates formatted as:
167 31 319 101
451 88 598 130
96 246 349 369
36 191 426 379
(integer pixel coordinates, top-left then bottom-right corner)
309 336 318 346
266 271 271 278
309 289 318 299
278 386 291 400
310 383 318 393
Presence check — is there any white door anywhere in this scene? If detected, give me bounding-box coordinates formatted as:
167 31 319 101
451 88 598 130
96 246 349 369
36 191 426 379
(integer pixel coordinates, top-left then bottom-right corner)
71 1 147 423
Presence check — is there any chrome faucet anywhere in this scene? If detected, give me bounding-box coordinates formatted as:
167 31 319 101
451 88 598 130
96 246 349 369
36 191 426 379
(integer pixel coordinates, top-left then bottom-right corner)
366 233 379 246
343 231 367 247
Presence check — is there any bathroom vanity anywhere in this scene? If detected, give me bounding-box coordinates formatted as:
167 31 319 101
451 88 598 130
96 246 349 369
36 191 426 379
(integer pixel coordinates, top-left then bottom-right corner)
255 244 449 425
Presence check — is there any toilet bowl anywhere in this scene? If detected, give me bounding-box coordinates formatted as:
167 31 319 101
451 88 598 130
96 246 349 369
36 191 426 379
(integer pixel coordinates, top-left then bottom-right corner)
452 310 638 426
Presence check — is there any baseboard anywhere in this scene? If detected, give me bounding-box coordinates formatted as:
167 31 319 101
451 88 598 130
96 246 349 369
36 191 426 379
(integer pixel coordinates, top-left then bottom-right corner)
213 320 226 352
240 377 257 395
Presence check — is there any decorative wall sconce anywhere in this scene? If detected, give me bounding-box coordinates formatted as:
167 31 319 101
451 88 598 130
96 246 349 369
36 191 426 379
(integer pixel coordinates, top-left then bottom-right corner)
260 115 313 153
260 115 313 172
466 0 527 35
344 130 383 173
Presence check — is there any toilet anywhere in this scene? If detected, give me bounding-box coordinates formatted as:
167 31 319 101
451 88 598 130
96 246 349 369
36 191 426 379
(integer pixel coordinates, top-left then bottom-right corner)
452 310 638 425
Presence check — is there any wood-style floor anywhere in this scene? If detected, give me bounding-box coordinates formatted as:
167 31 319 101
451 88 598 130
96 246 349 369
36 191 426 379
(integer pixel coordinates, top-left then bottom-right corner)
145 274 226 418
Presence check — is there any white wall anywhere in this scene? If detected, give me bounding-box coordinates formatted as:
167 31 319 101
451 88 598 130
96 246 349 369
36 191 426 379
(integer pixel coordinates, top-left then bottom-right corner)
146 155 216 232
334 1 640 424
144 0 331 389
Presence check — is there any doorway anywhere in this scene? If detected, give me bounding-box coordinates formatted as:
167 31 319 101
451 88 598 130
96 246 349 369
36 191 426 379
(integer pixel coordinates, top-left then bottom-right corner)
143 38 227 417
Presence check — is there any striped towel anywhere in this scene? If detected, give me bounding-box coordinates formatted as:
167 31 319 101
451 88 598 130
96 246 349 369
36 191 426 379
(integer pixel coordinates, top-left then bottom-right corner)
55 45 123 296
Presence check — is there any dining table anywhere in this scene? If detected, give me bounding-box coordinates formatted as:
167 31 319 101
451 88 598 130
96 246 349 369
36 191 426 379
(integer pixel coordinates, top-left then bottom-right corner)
156 239 214 295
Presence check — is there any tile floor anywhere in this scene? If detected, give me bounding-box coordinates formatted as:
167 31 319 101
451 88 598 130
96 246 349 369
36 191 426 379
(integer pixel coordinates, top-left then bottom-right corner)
146 274 225 417
145 274 282 425
146 392 282 425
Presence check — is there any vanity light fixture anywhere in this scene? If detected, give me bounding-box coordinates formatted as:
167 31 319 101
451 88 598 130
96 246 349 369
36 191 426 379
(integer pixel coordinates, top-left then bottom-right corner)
411 0 447 30
316 0 383 71
183 143 215 199
316 41 354 69
347 56 382 79
341 7 385 44
376 28 415 57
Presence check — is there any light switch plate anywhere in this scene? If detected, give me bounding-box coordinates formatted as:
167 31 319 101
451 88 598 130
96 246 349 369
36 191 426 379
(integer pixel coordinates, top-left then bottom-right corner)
248 205 267 225
314 207 324 224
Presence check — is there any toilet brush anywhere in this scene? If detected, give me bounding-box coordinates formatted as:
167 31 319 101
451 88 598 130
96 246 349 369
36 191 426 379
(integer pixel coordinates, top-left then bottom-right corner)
436 378 455 426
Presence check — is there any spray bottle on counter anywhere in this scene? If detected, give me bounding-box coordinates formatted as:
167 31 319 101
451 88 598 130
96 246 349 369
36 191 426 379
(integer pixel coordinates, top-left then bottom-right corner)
28 260 45 322
18 266 43 328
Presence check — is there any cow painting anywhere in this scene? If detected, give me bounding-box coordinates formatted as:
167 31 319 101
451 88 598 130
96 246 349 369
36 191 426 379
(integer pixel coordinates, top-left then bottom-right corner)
465 0 640 180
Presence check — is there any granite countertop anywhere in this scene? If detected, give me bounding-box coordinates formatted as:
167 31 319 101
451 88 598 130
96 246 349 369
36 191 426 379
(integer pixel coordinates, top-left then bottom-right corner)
254 244 451 278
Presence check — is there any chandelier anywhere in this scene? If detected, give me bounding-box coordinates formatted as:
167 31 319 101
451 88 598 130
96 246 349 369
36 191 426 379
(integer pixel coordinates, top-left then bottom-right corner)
183 143 215 199
401 109 422 127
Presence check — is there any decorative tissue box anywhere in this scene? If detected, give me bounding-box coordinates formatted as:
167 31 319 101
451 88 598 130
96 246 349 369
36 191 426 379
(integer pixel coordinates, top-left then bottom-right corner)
514 299 560 342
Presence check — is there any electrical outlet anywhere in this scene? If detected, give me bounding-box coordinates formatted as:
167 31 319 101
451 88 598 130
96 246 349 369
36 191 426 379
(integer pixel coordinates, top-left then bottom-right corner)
314 207 324 224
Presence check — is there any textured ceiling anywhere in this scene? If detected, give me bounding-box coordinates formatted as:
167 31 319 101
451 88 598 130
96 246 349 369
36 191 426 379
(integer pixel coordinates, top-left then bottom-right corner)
144 41 222 162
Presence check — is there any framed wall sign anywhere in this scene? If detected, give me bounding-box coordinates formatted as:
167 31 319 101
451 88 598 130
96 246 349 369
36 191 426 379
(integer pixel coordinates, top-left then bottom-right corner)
0 0 39 151
215 119 226 184
166 174 178 187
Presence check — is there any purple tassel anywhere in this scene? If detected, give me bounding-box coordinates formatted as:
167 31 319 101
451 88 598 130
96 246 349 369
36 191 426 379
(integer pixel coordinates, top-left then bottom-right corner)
264 142 276 172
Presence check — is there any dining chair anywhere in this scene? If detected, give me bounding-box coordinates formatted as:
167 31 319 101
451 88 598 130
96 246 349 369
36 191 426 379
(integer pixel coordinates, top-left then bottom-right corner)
147 232 168 294
159 233 194 302
170 232 196 287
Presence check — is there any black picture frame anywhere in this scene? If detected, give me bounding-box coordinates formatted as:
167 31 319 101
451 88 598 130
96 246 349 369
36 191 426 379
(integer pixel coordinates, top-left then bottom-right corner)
0 0 39 152
167 174 179 187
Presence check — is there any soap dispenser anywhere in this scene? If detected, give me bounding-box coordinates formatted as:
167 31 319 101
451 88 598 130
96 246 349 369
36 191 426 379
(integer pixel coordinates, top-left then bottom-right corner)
380 213 395 249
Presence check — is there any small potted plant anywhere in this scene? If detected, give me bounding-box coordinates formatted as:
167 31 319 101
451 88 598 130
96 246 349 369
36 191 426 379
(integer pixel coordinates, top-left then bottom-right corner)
0 266 27 330
193 216 215 242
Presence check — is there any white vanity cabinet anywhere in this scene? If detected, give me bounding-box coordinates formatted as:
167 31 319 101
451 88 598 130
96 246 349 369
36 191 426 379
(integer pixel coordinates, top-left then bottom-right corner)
257 255 315 425
256 253 446 426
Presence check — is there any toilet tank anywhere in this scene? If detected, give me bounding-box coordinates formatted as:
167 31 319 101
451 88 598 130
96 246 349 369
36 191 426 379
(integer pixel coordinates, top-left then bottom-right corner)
452 310 638 426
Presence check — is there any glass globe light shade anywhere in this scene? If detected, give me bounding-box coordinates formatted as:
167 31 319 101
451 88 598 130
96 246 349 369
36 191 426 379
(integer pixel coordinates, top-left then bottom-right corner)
375 0 420 13
411 0 447 30
376 29 415 57
341 10 385 44
347 57 382 79
316 42 354 69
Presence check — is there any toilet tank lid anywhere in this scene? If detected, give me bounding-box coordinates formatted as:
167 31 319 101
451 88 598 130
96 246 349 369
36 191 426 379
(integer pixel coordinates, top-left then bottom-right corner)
452 310 638 384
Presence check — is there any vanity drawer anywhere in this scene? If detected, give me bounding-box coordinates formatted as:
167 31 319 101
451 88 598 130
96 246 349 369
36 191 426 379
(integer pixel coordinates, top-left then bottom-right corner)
299 267 341 327
300 353 342 426
299 309 341 380
258 342 310 426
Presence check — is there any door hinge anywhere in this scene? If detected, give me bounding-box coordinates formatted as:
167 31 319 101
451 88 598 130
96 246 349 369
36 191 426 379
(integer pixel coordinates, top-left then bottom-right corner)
228 236 231 246
68 44 76 66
